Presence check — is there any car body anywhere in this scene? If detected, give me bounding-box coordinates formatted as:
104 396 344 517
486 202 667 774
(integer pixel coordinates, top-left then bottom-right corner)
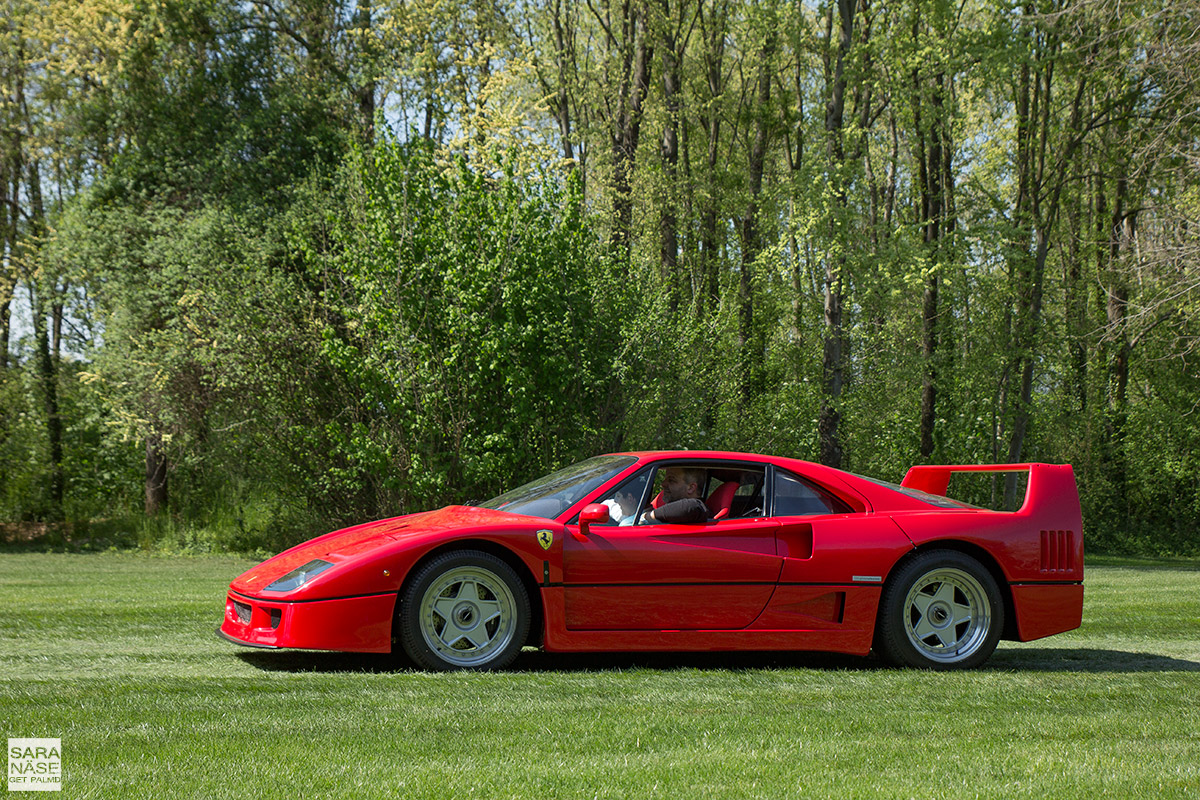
218 451 1084 670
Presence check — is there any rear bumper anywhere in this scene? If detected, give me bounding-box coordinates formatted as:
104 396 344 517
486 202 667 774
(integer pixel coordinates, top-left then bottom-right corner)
218 590 397 653
1010 583 1085 641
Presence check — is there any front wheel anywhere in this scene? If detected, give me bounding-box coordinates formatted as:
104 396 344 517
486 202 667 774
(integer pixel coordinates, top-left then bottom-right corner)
874 550 1003 670
398 550 530 671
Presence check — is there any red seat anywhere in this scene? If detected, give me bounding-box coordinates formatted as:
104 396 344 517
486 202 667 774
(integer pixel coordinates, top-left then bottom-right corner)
706 481 739 520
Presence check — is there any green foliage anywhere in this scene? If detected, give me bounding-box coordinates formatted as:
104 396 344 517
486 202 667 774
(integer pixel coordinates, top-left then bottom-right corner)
6 137 626 543
315 139 621 510
2 0 1199 556
0 366 51 520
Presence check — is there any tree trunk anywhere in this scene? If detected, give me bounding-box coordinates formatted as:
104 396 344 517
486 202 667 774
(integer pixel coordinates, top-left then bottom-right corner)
817 0 856 469
1 100 18 370
1096 171 1132 517
145 434 169 516
0 293 9 369
354 0 376 142
1105 177 1131 417
1064 185 1087 412
25 156 64 519
608 3 652 263
658 0 682 289
551 0 576 163
697 0 727 311
786 84 806 346
30 281 63 519
914 32 950 461
738 26 774 401
51 279 65 362
0 163 11 369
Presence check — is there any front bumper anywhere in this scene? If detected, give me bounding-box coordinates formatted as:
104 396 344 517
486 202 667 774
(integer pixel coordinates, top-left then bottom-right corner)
218 590 398 653
216 625 278 649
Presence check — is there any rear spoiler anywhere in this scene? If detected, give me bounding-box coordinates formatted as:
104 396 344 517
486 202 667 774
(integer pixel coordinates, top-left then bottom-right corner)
901 463 1082 531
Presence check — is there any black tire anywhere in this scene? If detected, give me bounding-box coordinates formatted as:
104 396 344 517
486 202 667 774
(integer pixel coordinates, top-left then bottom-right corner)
398 550 530 671
874 550 1004 670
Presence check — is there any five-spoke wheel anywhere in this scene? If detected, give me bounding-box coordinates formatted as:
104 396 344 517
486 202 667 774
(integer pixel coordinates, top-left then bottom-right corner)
398 550 530 670
875 550 1003 669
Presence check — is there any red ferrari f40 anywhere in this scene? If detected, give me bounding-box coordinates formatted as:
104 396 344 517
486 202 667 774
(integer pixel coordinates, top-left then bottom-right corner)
219 452 1083 670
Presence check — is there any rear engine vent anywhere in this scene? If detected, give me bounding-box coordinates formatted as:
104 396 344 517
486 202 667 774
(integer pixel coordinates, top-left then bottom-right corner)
1040 530 1076 574
233 600 252 624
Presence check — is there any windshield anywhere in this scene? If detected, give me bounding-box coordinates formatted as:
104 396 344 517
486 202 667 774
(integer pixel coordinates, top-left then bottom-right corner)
478 455 637 519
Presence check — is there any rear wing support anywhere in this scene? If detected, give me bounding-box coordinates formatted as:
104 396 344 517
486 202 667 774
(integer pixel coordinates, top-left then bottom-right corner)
901 463 1036 498
901 463 1082 533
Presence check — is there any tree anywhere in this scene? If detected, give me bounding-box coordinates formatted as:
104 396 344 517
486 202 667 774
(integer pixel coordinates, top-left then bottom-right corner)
908 0 958 461
816 0 868 469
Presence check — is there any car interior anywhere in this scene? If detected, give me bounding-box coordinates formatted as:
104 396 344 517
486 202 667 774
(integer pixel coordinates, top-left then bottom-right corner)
584 461 855 526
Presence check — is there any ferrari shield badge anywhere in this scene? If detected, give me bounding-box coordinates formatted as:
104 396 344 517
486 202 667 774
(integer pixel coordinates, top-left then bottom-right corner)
536 530 554 550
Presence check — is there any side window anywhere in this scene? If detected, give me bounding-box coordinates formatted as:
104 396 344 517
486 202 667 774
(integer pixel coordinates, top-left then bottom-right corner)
773 471 852 516
592 469 652 526
703 467 765 520
585 462 774 525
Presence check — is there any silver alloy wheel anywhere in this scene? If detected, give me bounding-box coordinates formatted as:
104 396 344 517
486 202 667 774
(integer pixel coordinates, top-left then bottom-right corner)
902 566 992 664
417 565 519 668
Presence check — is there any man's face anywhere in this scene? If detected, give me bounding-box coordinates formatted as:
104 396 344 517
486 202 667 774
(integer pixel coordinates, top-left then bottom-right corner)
660 468 698 503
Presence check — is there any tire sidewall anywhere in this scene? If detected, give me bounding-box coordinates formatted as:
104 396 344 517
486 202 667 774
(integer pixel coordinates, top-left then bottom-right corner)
876 550 1004 670
398 549 531 671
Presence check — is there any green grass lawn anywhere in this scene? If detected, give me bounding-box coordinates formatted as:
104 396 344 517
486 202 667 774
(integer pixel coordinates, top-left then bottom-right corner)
2 553 1198 799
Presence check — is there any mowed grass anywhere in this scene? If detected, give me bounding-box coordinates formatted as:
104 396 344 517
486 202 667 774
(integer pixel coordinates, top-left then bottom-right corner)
1 553 1198 799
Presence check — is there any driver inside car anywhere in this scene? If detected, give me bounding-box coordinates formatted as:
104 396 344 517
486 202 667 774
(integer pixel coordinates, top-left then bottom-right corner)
599 466 711 525
643 466 710 523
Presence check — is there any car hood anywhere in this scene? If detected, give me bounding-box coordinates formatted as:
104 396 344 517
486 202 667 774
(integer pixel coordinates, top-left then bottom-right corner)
230 505 539 596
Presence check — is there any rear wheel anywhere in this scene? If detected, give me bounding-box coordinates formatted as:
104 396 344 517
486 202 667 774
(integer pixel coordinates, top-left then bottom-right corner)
398 550 530 671
874 550 1003 669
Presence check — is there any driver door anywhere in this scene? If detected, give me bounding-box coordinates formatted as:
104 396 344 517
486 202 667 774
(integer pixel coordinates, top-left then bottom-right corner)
562 462 782 630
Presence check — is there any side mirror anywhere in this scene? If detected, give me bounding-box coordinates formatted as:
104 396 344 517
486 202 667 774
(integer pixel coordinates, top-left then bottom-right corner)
578 503 610 536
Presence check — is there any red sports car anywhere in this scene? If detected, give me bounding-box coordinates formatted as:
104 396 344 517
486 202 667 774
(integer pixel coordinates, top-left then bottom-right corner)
218 451 1084 670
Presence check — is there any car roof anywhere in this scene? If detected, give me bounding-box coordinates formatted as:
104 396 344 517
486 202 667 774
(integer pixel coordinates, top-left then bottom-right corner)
610 450 945 513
